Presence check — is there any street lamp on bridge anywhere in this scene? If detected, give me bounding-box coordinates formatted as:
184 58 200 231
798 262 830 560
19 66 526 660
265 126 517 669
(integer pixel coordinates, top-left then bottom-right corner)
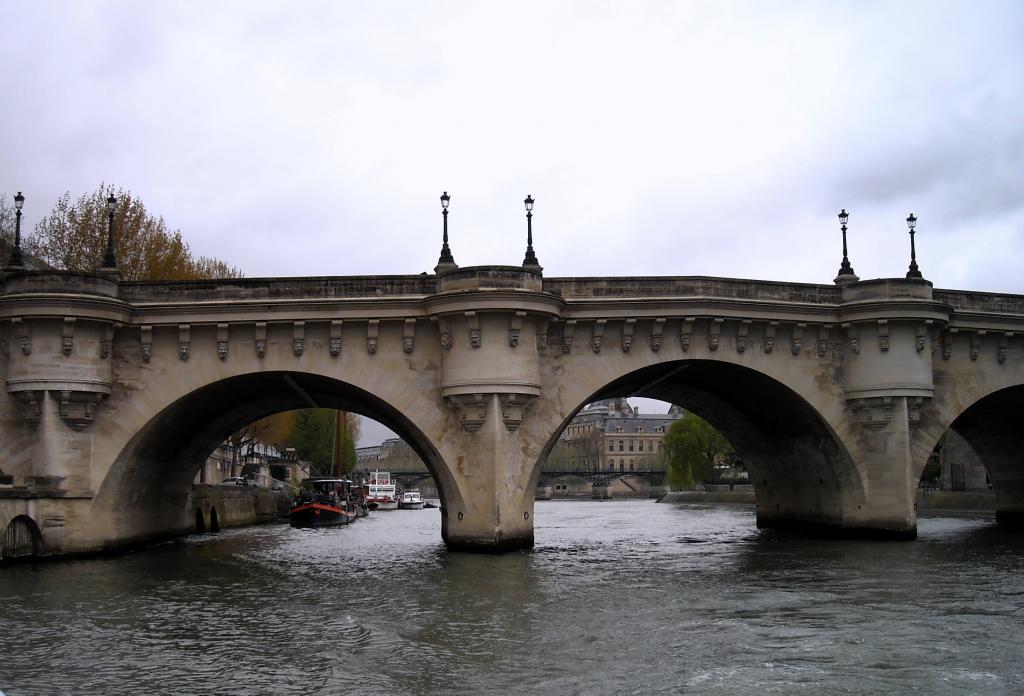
436 191 456 271
905 213 922 279
101 193 118 272
835 208 856 280
7 191 25 269
522 194 541 269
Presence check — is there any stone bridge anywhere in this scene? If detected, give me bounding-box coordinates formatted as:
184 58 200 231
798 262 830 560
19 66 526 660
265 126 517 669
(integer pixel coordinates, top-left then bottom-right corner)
2 260 1023 557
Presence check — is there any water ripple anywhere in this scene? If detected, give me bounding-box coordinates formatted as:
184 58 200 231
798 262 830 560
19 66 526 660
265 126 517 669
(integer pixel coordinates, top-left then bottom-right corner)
2 503 1023 695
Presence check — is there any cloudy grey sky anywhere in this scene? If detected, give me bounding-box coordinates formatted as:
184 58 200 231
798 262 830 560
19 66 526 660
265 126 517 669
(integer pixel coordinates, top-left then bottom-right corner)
2 1 1022 443
3 1 1023 290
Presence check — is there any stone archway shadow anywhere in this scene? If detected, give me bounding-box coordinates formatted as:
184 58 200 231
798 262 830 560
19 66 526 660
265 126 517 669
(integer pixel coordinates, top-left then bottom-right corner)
534 360 862 534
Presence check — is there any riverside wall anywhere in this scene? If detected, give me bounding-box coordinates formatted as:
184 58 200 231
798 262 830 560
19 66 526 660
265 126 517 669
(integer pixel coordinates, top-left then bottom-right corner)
190 485 283 533
657 489 997 515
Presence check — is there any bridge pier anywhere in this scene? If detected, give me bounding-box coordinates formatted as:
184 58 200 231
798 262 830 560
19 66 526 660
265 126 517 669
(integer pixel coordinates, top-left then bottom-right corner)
440 394 536 552
753 396 918 539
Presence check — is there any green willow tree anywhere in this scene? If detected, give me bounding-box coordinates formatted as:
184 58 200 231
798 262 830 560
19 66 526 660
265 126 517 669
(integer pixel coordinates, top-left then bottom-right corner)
662 414 734 490
25 184 240 280
287 410 360 477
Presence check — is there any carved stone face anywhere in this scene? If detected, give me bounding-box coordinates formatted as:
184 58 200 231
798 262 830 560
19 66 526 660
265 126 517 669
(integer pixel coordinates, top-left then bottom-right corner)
709 335 719 351
21 337 31 356
536 333 548 351
509 330 520 348
255 339 266 358
916 335 926 352
764 337 775 354
621 335 632 352
592 336 602 353
736 337 746 353
878 336 890 352
943 345 952 360
329 337 342 356
217 341 228 360
62 337 74 355
179 343 190 361
561 336 573 354
469 329 482 348
998 347 1007 364
680 336 691 351
969 346 979 361
850 338 861 354
791 338 801 355
440 332 452 350
403 337 414 354
817 340 828 358
293 339 304 357
367 338 378 354
141 343 152 362
651 335 662 352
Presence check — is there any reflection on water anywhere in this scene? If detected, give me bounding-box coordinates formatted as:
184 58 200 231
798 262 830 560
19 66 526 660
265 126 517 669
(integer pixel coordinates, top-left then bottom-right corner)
2 501 1023 695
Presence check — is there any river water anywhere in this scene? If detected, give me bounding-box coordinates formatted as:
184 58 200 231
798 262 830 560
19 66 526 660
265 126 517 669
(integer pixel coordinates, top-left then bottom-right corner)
1 501 1022 695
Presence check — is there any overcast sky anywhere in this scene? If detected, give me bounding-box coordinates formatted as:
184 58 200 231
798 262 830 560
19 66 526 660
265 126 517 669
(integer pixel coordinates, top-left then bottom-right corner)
3 1 1023 444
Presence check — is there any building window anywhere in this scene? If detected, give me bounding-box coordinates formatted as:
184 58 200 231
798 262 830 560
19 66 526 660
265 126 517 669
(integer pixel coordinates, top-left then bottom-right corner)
619 441 624 451
639 441 644 452
629 461 635 471
608 442 614 452
619 460 625 471
629 440 634 451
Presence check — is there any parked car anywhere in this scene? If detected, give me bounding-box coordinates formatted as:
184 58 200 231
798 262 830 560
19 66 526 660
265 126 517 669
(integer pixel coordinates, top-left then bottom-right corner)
219 477 257 487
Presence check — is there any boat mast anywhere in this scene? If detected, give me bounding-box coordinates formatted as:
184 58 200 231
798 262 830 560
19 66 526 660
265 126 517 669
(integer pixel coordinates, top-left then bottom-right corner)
341 410 348 474
331 409 341 478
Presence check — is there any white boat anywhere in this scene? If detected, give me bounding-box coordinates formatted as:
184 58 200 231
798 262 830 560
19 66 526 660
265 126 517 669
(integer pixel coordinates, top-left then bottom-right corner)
398 489 424 510
366 471 398 510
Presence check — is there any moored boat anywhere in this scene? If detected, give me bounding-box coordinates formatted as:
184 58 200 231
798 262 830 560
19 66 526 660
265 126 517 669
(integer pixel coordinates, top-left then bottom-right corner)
398 489 424 510
366 471 398 510
290 478 360 527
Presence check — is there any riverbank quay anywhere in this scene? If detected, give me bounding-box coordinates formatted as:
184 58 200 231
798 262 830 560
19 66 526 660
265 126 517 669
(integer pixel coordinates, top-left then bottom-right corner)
191 484 285 533
657 488 997 516
0 484 288 562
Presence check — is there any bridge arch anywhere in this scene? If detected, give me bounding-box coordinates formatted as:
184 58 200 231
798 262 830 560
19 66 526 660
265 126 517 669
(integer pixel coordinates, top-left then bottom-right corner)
531 359 862 531
92 370 459 547
917 384 1024 525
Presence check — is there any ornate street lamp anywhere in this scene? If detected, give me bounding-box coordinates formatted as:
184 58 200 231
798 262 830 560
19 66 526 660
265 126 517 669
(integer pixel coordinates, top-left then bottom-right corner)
101 193 118 270
836 208 855 278
7 191 25 268
522 194 540 268
905 213 922 278
436 191 455 269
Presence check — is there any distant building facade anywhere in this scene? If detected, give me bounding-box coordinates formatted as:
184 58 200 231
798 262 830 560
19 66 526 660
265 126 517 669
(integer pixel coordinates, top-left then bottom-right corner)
356 438 429 474
194 443 310 488
545 398 683 473
940 430 990 492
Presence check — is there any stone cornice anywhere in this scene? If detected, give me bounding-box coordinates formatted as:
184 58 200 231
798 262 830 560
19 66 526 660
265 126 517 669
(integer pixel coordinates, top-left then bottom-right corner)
129 296 431 325
560 296 840 323
836 298 952 325
0 292 133 324
425 289 564 318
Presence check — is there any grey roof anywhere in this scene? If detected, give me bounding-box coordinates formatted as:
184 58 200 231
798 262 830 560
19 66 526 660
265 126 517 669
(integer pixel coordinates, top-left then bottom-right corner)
602 417 678 434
